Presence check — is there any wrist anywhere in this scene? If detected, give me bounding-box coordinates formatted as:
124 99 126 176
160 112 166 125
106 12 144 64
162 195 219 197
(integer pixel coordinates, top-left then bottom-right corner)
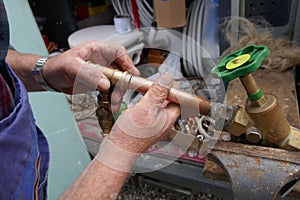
95 138 140 172
32 56 59 92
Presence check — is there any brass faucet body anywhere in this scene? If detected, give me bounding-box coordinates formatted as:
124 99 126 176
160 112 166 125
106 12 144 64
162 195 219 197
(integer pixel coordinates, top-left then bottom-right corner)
238 74 299 150
246 94 291 148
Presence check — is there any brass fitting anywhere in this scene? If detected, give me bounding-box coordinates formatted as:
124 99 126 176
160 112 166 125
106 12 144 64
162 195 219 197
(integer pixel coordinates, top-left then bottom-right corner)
287 127 300 150
96 91 114 135
226 107 252 137
90 62 212 115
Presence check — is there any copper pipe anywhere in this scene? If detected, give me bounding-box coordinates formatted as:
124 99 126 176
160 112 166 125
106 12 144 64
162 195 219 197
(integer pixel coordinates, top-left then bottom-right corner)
91 63 212 115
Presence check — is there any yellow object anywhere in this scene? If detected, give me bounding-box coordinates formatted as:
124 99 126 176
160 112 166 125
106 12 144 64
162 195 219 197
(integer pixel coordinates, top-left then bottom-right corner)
226 54 251 70
88 5 108 17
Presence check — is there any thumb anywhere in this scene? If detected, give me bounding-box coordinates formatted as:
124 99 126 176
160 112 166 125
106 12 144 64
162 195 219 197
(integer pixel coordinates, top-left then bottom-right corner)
142 73 174 105
77 62 111 92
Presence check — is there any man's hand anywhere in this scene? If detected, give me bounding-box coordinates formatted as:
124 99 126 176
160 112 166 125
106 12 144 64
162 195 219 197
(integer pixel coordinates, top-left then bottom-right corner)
42 41 140 94
95 73 181 172
59 68 180 200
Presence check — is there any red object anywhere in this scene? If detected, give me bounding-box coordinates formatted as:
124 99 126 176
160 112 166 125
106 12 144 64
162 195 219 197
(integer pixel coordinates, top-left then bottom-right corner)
77 5 89 20
42 34 50 47
131 0 140 29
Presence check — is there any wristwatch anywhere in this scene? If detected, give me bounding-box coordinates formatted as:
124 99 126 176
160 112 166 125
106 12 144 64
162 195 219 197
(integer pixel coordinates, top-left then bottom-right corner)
32 56 58 92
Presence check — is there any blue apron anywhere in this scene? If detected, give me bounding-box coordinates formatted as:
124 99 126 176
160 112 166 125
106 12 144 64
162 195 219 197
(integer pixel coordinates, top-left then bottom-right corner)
0 62 50 200
0 1 49 198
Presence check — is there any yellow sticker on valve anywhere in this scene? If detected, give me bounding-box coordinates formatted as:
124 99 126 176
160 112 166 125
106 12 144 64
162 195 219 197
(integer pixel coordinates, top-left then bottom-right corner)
226 54 251 70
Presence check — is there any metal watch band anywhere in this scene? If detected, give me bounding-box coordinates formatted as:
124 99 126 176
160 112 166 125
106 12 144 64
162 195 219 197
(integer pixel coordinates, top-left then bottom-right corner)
32 56 58 92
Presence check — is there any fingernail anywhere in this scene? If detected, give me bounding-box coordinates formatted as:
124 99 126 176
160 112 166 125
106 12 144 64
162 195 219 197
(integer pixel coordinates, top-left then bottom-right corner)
157 73 173 89
98 78 110 90
128 67 140 76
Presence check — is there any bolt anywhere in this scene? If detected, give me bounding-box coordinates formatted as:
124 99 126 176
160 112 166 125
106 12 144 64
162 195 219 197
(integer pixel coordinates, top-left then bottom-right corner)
188 150 198 157
246 127 262 143
221 132 231 141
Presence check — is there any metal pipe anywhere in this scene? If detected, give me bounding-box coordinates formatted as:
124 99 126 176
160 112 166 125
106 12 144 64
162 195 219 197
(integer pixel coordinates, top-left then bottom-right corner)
239 74 266 105
91 63 212 115
239 74 260 95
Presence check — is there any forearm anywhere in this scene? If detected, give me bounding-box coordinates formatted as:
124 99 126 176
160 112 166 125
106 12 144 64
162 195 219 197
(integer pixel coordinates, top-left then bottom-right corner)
6 49 44 91
58 159 129 200
59 135 140 199
59 72 179 199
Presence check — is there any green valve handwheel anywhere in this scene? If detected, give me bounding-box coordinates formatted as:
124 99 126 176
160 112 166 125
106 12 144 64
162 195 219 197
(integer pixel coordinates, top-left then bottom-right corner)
211 44 270 82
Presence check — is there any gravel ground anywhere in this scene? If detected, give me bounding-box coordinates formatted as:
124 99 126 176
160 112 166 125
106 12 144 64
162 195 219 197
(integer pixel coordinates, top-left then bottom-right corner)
118 175 227 200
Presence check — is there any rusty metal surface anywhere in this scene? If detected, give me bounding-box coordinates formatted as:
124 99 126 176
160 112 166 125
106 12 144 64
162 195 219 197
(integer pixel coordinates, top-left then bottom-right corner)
205 141 300 199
